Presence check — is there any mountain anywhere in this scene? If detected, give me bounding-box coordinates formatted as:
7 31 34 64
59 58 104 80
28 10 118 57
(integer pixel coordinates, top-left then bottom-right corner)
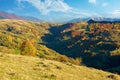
21 16 43 22
68 18 90 22
0 53 119 80
87 19 120 24
0 11 43 22
0 11 23 19
69 17 120 23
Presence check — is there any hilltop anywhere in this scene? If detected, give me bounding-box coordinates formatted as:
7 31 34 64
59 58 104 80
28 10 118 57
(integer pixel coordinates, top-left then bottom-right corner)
0 53 119 80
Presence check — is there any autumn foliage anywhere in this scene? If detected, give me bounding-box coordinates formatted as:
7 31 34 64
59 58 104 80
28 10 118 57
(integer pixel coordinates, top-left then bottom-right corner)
20 39 36 56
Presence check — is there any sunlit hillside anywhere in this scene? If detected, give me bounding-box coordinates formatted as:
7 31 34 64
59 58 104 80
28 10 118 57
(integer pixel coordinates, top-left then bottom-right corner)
0 0 120 80
0 53 119 80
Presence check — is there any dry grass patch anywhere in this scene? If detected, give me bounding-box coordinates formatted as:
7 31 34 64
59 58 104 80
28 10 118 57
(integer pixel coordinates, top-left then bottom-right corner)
0 53 119 80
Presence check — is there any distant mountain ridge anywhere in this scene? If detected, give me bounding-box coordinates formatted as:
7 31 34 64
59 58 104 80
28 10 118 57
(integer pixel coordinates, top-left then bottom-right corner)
0 11 23 19
69 17 120 23
87 19 120 24
21 16 43 22
0 11 43 22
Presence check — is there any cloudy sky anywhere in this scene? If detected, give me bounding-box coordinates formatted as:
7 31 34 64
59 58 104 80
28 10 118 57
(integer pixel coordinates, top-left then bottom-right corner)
0 0 120 22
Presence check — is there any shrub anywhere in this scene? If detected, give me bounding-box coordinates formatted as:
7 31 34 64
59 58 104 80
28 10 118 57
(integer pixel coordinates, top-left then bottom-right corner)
13 49 20 54
0 34 13 48
74 58 82 65
20 39 36 56
55 65 62 69
107 74 120 80
59 55 69 62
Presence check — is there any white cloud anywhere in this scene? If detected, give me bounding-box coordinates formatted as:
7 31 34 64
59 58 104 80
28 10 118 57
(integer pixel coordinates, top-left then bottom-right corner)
15 0 102 22
17 0 93 17
102 3 108 7
110 10 120 18
88 0 96 4
17 0 72 15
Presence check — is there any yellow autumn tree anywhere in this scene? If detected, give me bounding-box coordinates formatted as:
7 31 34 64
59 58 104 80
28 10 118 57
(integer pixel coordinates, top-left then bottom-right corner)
0 34 13 48
20 39 36 56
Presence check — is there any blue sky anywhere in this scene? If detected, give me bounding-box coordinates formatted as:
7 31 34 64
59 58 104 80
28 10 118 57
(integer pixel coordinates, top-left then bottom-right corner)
0 0 120 22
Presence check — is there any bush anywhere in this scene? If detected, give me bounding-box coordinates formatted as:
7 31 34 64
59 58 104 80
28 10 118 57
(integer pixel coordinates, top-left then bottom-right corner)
20 39 36 56
13 49 20 54
0 46 13 54
74 58 82 65
0 34 13 48
107 74 120 80
59 55 69 62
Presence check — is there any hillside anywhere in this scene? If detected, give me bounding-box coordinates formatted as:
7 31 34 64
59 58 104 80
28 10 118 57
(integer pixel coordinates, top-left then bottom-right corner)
0 53 119 80
0 1 120 80
42 22 120 73
0 19 50 54
0 19 120 75
0 19 79 65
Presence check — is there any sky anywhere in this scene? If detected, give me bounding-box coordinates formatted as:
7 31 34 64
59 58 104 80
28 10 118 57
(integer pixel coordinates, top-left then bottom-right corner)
0 0 120 22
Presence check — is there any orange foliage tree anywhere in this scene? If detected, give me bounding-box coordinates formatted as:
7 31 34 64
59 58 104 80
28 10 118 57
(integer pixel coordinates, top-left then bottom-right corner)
20 39 36 56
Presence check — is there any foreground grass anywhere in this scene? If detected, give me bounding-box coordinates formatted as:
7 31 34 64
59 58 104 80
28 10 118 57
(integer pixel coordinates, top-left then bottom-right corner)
0 53 119 80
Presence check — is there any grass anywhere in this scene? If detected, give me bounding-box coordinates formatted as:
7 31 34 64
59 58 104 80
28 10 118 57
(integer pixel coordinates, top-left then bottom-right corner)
0 53 119 80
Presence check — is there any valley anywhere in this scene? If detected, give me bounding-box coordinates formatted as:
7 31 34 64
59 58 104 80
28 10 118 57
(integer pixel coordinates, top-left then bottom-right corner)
0 18 120 76
0 0 120 80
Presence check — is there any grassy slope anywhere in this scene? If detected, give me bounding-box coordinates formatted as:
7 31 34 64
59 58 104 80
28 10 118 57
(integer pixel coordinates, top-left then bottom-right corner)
0 53 119 80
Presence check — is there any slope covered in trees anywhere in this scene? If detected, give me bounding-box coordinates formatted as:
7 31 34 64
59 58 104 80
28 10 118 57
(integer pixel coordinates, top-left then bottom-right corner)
42 21 120 74
0 19 80 65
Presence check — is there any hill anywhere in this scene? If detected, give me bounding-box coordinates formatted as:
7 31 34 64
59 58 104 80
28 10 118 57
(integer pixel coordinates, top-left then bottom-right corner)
0 53 119 80
42 21 120 73
0 19 120 74
0 19 79 65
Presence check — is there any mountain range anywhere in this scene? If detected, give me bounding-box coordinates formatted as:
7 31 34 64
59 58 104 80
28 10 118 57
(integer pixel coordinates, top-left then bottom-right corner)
1 11 120 23
0 11 43 22
69 17 120 23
